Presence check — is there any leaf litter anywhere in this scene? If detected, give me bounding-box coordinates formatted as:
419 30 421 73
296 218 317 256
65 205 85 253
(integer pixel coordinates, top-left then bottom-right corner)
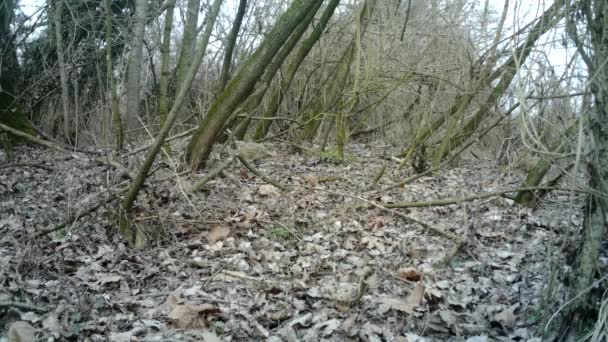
0 143 584 340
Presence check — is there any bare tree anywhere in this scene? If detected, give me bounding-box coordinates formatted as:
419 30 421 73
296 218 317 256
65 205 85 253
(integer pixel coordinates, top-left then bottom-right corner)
126 0 148 137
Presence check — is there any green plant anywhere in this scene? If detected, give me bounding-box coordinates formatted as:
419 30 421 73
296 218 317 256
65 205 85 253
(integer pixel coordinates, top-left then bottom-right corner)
266 225 294 242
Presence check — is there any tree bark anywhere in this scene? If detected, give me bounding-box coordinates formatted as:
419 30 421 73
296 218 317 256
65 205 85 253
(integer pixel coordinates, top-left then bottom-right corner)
216 0 248 94
229 0 324 140
53 0 72 144
104 0 123 151
429 0 565 163
184 0 324 170
120 0 224 243
299 0 377 142
159 0 176 129
175 0 201 87
570 0 608 315
253 0 340 140
126 0 148 136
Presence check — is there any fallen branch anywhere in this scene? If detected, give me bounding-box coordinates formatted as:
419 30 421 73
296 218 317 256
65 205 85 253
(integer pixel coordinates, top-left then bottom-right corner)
383 186 596 209
94 157 133 179
189 157 237 192
0 122 102 156
0 122 69 153
0 162 53 172
0 301 49 312
237 156 292 191
32 187 127 239
125 127 197 157
299 185 460 242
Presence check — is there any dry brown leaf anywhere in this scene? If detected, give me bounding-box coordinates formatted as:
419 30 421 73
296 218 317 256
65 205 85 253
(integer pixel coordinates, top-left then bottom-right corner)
207 224 231 244
367 216 386 230
303 174 318 187
494 306 517 328
407 247 429 259
377 281 425 316
164 292 183 309
398 267 423 281
8 321 36 342
168 303 219 329
258 184 280 197
407 280 425 308
425 288 443 303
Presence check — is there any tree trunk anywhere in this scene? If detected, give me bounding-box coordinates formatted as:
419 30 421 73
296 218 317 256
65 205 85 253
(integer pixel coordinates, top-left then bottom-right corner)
570 0 608 316
429 0 565 163
175 0 200 87
185 0 323 170
159 0 176 129
229 0 324 141
120 0 224 244
126 0 148 136
53 0 72 144
514 120 578 207
104 0 123 151
253 0 341 140
300 0 377 142
216 0 248 94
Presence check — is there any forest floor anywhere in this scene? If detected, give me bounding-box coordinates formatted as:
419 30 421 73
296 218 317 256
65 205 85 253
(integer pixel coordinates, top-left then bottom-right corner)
0 142 585 341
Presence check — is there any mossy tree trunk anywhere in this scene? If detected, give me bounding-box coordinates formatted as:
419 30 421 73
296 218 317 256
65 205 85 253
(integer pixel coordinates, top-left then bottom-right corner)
184 0 324 170
229 0 324 141
120 0 224 245
402 0 562 166
299 0 377 142
253 0 341 140
175 0 200 87
514 120 578 207
158 0 176 153
0 0 36 145
428 0 565 164
216 0 248 94
569 0 608 317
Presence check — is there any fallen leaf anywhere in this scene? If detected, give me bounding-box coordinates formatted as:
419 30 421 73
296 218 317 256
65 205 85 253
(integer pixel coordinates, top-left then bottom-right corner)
367 216 386 230
201 330 222 342
168 303 219 329
97 274 123 286
425 288 443 303
438 310 457 326
407 280 425 307
258 184 280 196
42 314 62 335
303 174 318 187
207 224 231 244
8 321 36 342
398 267 423 281
494 306 517 328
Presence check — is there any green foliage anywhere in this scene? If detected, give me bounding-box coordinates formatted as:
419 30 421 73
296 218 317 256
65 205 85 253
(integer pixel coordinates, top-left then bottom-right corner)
265 225 293 242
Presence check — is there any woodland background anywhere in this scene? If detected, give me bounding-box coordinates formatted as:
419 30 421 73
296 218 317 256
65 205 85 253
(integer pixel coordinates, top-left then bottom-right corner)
0 0 607 340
